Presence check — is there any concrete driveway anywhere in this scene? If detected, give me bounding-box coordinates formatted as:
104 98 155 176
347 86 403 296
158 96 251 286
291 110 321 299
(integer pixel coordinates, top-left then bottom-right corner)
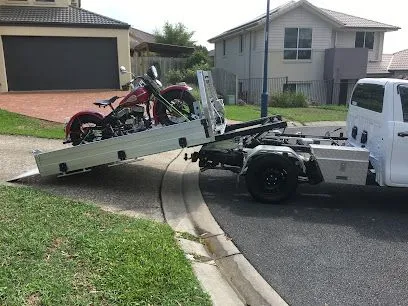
1 134 179 221
0 91 124 123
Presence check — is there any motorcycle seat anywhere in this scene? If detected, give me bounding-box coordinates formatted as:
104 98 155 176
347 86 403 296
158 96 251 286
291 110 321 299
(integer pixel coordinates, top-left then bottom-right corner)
94 96 120 107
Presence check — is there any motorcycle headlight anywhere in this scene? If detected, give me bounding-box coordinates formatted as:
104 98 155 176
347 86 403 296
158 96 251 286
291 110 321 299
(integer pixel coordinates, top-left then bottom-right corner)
147 66 158 79
155 80 163 87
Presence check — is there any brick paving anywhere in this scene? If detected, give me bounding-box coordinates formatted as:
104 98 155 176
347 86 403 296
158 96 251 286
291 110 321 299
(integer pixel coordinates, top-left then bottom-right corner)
0 90 126 123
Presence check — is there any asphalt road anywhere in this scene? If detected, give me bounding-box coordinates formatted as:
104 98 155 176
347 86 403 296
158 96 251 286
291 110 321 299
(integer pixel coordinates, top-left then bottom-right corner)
199 126 408 306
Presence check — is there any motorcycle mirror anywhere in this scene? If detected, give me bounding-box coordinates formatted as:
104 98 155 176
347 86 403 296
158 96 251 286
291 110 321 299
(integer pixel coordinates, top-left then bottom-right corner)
119 66 128 74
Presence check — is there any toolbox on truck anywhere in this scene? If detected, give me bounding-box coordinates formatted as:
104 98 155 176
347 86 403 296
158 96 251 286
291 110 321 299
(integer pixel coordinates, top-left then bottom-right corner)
310 144 369 185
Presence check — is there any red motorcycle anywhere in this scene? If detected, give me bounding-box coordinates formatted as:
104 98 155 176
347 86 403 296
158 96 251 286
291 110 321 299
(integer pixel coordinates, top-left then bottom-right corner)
64 65 197 145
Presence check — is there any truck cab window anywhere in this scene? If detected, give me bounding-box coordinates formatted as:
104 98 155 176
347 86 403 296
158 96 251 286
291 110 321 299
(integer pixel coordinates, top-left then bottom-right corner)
351 83 384 113
399 86 408 122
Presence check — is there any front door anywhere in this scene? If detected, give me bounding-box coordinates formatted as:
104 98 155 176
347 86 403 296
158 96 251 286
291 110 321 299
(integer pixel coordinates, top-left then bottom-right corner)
390 84 408 185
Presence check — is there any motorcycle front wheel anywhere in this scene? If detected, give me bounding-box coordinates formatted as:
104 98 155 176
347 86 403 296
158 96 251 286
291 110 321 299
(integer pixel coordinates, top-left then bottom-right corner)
69 115 103 146
157 90 196 125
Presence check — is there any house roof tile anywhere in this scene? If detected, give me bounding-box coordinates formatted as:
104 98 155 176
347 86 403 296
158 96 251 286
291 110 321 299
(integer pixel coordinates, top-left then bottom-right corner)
0 5 129 29
129 27 155 49
367 54 393 75
208 0 399 42
367 50 408 75
388 49 408 71
320 8 398 29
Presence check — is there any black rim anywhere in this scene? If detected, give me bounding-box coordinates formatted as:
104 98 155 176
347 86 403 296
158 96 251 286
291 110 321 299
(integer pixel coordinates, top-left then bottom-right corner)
165 98 191 122
258 167 288 193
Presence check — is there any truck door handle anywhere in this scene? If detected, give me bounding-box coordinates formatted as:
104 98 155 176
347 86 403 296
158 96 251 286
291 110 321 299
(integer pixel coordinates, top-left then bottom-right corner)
398 131 408 137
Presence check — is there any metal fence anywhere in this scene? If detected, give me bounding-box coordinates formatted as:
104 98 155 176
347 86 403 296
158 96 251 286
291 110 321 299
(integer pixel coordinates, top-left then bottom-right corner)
238 78 358 105
238 77 287 104
211 68 238 101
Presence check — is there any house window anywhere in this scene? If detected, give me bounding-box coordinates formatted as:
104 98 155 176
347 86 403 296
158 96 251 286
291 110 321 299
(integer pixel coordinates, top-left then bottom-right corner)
239 35 244 53
284 28 312 60
223 40 226 56
355 32 374 49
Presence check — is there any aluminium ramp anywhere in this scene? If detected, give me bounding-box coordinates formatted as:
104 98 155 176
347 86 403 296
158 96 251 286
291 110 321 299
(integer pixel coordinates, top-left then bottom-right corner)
34 119 213 177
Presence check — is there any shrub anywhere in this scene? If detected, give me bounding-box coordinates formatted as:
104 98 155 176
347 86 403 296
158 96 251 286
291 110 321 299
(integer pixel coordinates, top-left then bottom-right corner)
164 63 212 86
184 68 198 85
165 69 185 85
269 91 308 108
190 86 200 100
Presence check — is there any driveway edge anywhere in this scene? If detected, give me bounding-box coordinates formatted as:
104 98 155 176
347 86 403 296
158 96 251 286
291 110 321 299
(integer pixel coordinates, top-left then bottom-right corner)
162 148 288 306
161 149 244 305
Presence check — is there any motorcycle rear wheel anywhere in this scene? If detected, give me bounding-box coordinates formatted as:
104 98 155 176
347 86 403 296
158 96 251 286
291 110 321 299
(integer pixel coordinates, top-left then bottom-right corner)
69 115 103 146
157 90 196 125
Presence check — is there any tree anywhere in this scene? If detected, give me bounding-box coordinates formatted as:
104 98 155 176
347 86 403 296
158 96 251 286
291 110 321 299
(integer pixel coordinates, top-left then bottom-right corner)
154 22 195 47
185 45 210 69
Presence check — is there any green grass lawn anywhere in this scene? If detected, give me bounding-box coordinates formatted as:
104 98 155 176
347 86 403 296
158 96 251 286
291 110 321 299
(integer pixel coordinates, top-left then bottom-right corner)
0 109 64 139
225 104 348 124
0 186 210 306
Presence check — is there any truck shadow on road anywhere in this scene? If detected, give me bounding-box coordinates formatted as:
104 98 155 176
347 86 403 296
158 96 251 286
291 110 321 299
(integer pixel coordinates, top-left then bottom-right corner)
200 170 408 242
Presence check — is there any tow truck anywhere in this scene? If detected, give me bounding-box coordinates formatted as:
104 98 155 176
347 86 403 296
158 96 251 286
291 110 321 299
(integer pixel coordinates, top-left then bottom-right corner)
196 77 408 203
13 73 408 204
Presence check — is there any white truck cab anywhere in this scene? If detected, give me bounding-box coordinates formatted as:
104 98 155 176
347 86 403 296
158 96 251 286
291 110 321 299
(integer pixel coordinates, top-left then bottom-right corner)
347 78 408 187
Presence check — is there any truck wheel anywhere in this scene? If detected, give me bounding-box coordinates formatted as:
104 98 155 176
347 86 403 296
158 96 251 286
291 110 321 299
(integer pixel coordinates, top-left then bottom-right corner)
245 154 298 204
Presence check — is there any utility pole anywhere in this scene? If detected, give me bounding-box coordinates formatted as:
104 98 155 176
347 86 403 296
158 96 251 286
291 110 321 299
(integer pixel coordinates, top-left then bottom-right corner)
261 0 270 118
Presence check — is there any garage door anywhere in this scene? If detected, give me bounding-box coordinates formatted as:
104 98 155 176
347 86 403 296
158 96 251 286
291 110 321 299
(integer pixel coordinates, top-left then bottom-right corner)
2 36 120 91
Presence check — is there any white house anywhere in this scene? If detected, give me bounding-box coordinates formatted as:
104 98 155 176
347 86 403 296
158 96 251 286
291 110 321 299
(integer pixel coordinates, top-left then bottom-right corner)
208 0 399 104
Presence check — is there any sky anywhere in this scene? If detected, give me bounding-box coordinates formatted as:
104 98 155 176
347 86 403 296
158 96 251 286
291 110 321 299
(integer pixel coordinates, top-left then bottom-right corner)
82 0 408 54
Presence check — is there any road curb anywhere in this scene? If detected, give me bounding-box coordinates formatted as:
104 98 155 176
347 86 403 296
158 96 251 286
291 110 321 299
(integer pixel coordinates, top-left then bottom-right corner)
162 148 288 305
183 160 288 306
161 149 244 305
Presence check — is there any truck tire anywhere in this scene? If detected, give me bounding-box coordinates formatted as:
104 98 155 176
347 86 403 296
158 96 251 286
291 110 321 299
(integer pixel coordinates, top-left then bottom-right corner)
69 115 102 146
245 154 298 204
